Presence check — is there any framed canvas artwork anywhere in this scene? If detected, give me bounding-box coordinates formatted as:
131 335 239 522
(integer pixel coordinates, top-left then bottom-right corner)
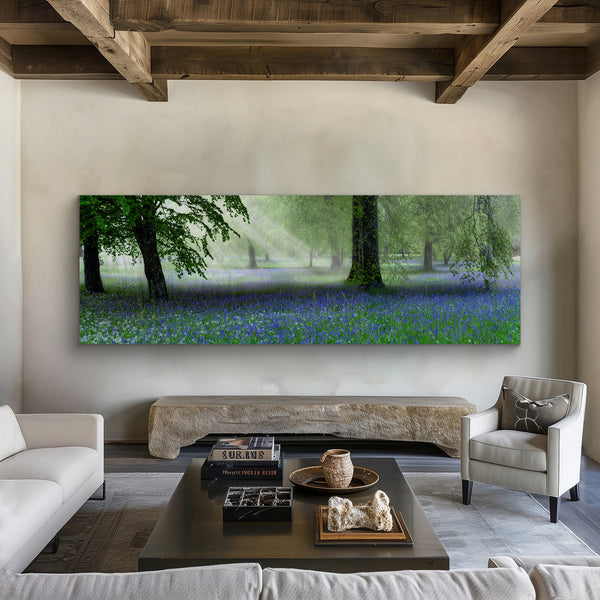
79 194 520 344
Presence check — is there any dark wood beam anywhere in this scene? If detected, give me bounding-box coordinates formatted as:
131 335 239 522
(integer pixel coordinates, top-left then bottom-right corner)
112 0 499 34
151 46 454 81
588 41 600 76
133 79 169 101
11 45 120 78
0 36 12 76
6 43 587 82
0 1 68 27
484 46 586 79
45 0 167 100
111 0 600 34
539 0 600 29
436 0 559 104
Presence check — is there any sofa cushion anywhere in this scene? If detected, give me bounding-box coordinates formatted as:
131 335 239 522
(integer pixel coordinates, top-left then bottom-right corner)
489 555 600 569
529 564 600 600
260 567 535 600
0 447 99 501
0 479 63 570
0 563 263 600
0 405 27 461
501 387 570 434
470 430 547 472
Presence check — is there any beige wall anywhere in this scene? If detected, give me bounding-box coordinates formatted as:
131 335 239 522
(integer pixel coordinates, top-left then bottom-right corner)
578 71 600 462
0 72 22 411
20 80 579 441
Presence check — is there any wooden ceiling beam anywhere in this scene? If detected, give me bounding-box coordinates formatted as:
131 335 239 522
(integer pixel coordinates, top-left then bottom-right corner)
110 0 600 34
436 0 559 104
484 46 587 79
0 36 13 76
45 0 167 100
6 43 586 82
587 40 600 76
0 1 68 27
11 44 121 78
150 46 454 81
111 0 498 34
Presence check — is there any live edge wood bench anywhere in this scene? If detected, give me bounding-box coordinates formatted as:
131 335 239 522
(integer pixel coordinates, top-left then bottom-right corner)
148 396 476 459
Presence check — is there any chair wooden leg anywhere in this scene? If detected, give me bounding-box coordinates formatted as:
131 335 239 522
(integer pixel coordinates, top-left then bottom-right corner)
462 479 473 505
569 484 580 501
549 496 560 523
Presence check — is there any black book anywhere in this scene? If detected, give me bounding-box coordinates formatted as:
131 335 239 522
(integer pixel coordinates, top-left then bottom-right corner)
201 448 283 481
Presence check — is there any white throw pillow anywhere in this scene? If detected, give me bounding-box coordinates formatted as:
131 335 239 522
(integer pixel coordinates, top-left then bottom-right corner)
0 405 27 461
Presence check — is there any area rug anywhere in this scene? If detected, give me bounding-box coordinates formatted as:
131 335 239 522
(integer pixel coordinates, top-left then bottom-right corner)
406 472 596 568
26 472 595 573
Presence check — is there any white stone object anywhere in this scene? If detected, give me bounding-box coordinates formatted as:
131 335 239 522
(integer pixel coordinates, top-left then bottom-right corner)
148 396 476 459
327 490 394 532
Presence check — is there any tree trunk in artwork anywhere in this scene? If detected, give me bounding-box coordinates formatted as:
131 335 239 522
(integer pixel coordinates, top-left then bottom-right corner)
132 201 168 300
309 248 313 268
329 233 341 269
424 240 433 271
83 235 104 294
347 195 384 288
347 196 364 283
248 242 258 269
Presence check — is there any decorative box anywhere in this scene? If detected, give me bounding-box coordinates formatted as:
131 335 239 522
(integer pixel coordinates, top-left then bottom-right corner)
223 486 293 521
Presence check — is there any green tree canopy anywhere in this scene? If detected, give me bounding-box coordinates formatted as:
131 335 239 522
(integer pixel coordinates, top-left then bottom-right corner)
80 195 248 298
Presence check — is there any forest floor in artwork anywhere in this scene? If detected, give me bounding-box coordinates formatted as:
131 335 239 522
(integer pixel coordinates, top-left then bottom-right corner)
79 260 520 345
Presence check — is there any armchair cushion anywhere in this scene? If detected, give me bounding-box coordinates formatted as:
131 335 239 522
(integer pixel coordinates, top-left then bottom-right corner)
470 430 547 472
0 405 27 461
500 387 569 435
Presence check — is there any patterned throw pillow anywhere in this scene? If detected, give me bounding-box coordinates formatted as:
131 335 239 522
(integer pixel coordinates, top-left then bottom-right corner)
501 386 570 434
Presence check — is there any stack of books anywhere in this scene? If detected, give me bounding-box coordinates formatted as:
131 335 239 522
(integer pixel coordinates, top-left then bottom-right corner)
201 436 283 481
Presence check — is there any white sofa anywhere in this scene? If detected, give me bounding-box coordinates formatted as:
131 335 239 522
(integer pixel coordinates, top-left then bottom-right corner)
4 560 600 600
0 406 104 573
0 563 535 600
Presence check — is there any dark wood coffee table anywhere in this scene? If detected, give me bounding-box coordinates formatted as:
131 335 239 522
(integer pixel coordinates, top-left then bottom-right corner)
138 457 449 572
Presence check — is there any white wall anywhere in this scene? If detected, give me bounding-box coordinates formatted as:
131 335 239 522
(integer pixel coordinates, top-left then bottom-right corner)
578 71 600 462
0 72 22 411
20 80 579 441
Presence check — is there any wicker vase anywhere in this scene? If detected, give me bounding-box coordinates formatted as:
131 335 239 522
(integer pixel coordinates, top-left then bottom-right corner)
320 449 354 488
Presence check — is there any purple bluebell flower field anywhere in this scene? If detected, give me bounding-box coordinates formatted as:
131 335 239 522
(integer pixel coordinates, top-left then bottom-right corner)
79 263 520 345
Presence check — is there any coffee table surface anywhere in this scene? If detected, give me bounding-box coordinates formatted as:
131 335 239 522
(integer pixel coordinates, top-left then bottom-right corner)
138 457 449 572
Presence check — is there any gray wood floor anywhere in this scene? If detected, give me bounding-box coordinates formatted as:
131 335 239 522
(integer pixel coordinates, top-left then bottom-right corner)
105 440 600 554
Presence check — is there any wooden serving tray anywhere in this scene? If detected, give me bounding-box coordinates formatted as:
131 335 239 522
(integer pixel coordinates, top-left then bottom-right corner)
315 506 414 546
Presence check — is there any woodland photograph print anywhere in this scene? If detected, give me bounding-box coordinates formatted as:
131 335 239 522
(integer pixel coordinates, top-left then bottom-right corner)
79 194 520 345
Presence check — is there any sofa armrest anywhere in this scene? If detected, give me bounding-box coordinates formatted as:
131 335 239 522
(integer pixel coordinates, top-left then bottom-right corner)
547 412 585 497
461 407 500 479
462 407 501 439
16 413 104 452
488 556 520 568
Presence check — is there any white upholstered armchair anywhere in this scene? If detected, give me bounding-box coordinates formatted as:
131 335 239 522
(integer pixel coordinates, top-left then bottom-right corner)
461 375 587 523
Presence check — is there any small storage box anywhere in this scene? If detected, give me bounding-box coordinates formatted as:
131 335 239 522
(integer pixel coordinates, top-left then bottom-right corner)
223 486 293 521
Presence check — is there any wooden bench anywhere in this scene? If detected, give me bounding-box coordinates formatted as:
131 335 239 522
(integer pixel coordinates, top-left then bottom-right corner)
148 396 476 459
